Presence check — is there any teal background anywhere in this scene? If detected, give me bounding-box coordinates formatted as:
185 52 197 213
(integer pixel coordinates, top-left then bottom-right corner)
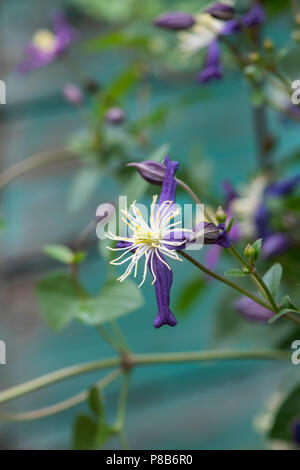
0 0 298 449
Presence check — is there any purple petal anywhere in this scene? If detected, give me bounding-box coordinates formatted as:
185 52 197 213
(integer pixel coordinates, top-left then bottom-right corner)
266 175 300 197
105 107 126 124
235 297 273 323
255 203 271 239
242 4 266 27
221 19 241 36
223 180 239 206
204 244 222 273
158 155 179 206
154 11 195 30
262 233 290 258
197 40 223 84
151 254 177 328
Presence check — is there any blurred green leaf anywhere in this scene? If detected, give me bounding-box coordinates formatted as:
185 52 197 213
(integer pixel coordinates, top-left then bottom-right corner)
86 31 149 52
269 384 300 441
73 251 87 264
36 273 80 331
68 166 102 213
177 277 205 313
88 386 104 417
224 268 247 277
43 244 74 264
268 308 299 324
263 263 283 298
78 279 143 325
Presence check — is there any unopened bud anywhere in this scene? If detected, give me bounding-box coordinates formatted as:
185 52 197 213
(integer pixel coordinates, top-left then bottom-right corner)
244 244 256 259
205 2 235 21
105 107 126 124
249 52 260 63
215 206 227 224
154 11 195 30
263 38 274 51
127 161 166 185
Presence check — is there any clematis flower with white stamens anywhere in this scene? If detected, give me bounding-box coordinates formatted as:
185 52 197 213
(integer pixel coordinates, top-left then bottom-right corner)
105 155 231 329
107 195 188 288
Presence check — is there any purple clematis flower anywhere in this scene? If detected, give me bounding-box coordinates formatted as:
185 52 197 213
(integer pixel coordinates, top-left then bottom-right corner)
107 156 230 328
222 3 266 35
234 297 273 323
18 12 77 73
197 40 223 83
262 233 290 258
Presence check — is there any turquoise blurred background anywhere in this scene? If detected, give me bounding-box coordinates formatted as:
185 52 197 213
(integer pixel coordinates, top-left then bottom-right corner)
0 0 298 449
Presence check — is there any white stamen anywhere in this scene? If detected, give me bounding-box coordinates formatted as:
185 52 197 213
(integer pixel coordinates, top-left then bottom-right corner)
106 195 189 286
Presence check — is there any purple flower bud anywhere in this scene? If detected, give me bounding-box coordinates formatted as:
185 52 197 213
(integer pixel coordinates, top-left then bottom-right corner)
197 40 223 84
205 2 235 21
105 107 126 124
63 83 83 106
235 297 273 323
193 222 231 248
127 161 166 185
154 11 195 30
262 233 290 258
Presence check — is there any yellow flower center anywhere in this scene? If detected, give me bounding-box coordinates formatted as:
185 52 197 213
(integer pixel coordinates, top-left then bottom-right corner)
32 29 56 53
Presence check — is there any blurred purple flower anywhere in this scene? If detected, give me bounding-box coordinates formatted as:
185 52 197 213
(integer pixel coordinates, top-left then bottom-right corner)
154 11 195 30
221 4 266 35
235 297 273 323
197 40 223 84
105 107 126 124
266 175 300 197
262 233 290 258
205 2 235 21
18 12 77 73
63 83 83 106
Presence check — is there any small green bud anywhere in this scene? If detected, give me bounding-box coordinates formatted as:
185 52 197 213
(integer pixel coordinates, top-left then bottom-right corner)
249 52 260 63
263 38 274 51
242 266 251 274
215 206 226 224
244 244 256 259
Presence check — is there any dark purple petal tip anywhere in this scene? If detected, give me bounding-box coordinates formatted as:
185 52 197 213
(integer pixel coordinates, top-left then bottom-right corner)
242 4 266 27
154 11 195 30
197 40 223 84
205 2 235 21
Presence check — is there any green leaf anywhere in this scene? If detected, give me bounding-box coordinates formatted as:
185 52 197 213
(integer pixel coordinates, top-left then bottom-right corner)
177 278 205 313
269 384 300 441
125 143 170 202
78 279 143 325
252 238 263 261
88 386 104 417
268 308 299 324
43 244 74 264
279 295 298 312
67 166 102 213
73 415 99 450
36 273 80 331
263 263 283 298
224 268 247 277
73 414 116 450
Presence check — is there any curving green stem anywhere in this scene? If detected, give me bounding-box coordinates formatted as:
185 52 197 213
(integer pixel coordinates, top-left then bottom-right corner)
0 349 289 411
0 369 122 422
178 250 274 311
